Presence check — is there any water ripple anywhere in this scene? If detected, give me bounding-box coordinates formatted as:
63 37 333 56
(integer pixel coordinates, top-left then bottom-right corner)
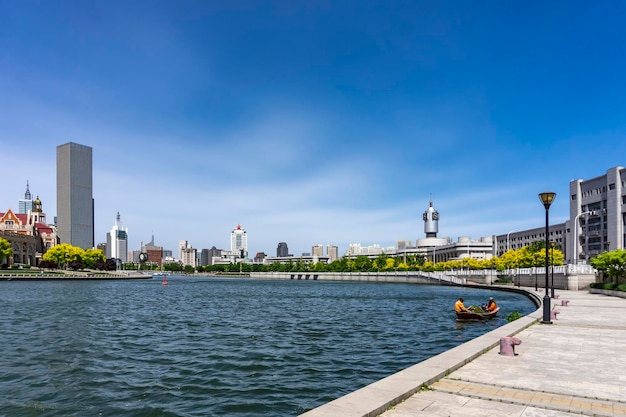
0 278 535 416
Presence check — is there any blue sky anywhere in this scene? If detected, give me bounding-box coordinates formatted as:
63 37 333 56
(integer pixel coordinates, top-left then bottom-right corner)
1 1 626 258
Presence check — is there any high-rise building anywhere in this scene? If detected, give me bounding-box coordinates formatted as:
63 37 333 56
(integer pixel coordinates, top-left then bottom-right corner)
207 246 222 265
312 245 323 257
231 225 248 258
569 166 625 263
180 245 197 268
326 245 339 262
277 242 289 257
179 240 189 260
56 142 94 249
106 212 128 262
18 181 34 214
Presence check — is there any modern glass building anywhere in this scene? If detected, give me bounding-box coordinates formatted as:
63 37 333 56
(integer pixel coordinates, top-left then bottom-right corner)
18 181 34 214
277 242 289 257
56 142 94 249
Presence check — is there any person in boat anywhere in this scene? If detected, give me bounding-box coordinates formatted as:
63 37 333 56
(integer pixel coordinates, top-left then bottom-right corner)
485 297 497 312
455 297 469 313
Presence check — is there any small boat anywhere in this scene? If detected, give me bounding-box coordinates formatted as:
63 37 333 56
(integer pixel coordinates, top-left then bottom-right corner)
152 272 168 277
456 306 499 321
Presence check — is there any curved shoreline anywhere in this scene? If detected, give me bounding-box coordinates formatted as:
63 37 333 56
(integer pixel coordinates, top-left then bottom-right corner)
299 285 542 417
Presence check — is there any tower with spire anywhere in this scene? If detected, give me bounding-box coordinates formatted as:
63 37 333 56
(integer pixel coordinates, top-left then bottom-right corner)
106 212 128 262
18 181 34 214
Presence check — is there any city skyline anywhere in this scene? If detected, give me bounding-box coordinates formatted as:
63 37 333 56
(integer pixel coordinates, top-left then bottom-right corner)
2 2 626 257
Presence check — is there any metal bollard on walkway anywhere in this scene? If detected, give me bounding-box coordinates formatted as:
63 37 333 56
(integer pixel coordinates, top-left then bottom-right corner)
561 300 569 306
499 337 522 356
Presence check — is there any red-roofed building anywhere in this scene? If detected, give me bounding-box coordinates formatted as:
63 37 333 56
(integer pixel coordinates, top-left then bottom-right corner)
0 195 59 266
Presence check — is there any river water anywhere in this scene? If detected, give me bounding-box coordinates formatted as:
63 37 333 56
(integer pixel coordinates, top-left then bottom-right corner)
0 277 536 416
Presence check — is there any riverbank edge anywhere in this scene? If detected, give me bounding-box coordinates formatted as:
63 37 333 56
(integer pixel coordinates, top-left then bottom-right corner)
299 286 542 417
0 272 151 280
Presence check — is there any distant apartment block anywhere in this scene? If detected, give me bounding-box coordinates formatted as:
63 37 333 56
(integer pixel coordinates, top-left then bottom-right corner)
312 245 323 257
56 142 94 249
180 244 198 268
204 246 222 265
327 245 339 262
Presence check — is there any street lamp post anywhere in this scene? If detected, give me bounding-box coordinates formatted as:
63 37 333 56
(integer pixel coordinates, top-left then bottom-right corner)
539 192 556 324
506 230 516 252
534 254 538 291
574 211 594 264
550 242 555 298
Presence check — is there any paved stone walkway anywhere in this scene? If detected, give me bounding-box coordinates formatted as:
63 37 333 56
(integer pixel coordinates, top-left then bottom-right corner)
380 289 626 417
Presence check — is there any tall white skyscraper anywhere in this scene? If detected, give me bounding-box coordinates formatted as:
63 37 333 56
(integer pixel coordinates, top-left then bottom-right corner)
106 212 128 262
230 225 248 257
56 142 94 249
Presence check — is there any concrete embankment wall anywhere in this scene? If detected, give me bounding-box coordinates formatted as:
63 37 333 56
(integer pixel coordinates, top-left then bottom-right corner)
251 269 597 290
250 271 452 285
502 264 597 290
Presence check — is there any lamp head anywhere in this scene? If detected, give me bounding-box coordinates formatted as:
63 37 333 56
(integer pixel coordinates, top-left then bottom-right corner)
538 192 556 209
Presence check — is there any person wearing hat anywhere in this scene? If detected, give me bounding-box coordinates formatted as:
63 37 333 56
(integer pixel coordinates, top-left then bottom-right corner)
455 297 469 313
485 297 497 312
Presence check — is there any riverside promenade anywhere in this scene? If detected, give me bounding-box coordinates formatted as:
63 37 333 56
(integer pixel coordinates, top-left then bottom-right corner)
301 288 626 417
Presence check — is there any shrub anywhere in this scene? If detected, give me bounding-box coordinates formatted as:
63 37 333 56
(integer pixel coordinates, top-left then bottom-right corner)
506 311 523 322
617 284 626 292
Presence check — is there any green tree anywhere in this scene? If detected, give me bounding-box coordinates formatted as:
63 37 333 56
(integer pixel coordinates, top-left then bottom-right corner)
42 243 83 269
83 248 105 269
591 249 626 285
373 253 389 271
164 262 183 272
0 237 12 266
353 256 372 271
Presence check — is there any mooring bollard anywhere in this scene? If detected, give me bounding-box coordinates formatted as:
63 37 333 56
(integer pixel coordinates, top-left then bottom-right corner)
550 310 560 320
499 337 522 356
561 300 569 306
554 294 560 299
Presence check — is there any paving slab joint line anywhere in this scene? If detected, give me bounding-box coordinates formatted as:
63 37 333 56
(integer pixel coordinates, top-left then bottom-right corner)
432 389 615 417
433 379 626 417
438 377 626 407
